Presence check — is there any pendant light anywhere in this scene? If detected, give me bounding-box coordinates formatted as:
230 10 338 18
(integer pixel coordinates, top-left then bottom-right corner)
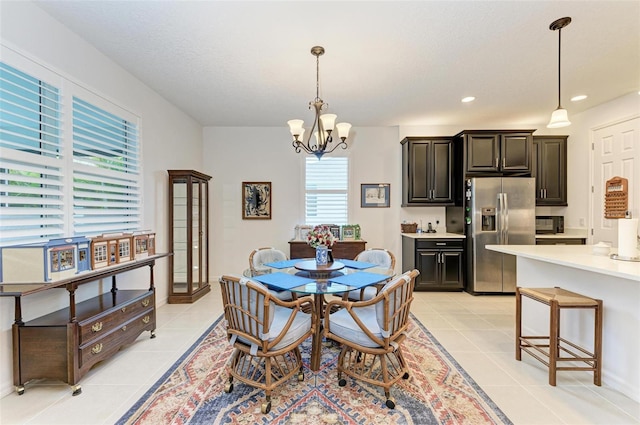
287 46 351 159
547 17 572 128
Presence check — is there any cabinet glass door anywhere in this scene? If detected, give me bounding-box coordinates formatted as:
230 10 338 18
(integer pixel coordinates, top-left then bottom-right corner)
172 178 188 293
168 170 211 303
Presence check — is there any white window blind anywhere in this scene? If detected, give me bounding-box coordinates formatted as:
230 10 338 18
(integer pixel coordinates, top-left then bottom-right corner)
72 97 141 234
0 62 65 245
305 156 348 225
0 55 141 247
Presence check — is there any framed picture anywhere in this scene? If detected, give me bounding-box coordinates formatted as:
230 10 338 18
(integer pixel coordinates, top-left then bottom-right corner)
242 182 271 219
361 183 390 208
341 225 356 241
329 225 341 240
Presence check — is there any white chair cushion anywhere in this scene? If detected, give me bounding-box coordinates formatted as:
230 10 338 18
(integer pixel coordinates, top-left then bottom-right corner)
269 289 294 301
357 250 392 269
252 248 287 271
375 273 410 335
346 286 378 301
327 305 382 348
270 306 312 351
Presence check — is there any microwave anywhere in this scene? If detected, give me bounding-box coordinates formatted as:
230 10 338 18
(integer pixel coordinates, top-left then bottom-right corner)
535 216 564 234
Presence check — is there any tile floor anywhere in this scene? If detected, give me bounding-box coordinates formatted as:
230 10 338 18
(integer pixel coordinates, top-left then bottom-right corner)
1 286 639 424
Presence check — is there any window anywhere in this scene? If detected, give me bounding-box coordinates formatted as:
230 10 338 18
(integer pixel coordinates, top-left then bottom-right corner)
305 156 348 225
0 55 141 247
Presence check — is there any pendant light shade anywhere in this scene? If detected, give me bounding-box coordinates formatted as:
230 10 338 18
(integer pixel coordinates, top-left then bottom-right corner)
547 17 572 129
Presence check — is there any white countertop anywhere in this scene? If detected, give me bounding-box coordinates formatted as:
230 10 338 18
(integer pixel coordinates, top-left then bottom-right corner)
401 232 466 239
486 244 640 281
535 228 588 239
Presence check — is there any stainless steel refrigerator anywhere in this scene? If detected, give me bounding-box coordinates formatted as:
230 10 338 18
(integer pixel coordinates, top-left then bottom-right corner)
468 177 535 293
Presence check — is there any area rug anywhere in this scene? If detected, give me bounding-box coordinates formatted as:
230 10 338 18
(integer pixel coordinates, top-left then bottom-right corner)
117 314 512 425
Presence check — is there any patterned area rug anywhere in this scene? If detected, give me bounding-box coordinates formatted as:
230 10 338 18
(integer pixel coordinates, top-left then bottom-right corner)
117 314 512 425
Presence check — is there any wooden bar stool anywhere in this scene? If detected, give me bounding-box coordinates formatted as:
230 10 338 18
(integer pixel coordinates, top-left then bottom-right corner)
515 287 602 386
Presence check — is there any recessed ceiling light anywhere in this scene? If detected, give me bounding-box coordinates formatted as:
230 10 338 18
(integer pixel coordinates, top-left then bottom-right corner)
461 96 475 103
571 95 587 101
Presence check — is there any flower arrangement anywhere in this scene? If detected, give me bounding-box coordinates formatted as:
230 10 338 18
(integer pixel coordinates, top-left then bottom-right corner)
306 225 336 248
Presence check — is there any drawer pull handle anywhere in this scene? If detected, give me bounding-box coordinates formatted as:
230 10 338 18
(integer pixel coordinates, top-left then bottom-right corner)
91 322 103 332
121 307 127 313
91 343 103 354
142 299 150 307
142 316 150 324
436 243 446 246
121 325 127 332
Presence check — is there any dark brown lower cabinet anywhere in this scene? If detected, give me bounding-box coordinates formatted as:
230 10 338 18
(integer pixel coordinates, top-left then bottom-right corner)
402 237 464 291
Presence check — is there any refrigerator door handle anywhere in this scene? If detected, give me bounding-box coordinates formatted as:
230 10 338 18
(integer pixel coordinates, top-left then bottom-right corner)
503 193 509 244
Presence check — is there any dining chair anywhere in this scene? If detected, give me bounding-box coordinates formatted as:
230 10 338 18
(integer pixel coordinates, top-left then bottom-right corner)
346 248 396 301
218 275 315 414
323 269 419 409
249 247 295 300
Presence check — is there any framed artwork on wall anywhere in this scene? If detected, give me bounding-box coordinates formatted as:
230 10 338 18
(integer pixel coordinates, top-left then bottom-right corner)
361 183 390 208
242 182 271 219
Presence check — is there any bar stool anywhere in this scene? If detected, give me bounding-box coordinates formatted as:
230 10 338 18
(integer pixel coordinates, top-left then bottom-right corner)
515 287 602 386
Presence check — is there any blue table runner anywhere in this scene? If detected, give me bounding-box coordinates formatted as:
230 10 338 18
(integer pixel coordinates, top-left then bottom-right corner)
263 259 299 269
338 259 378 269
328 272 389 289
252 272 315 290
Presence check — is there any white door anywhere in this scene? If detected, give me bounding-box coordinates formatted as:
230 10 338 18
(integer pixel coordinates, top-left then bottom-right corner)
591 116 640 245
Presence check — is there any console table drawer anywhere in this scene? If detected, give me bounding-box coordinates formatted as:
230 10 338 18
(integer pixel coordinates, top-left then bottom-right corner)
78 292 154 345
78 310 154 368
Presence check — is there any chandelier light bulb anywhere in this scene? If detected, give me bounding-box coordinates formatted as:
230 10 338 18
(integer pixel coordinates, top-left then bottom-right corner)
336 122 352 140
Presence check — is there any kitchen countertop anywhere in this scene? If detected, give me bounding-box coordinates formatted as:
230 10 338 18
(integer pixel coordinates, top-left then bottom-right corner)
535 228 588 239
486 244 639 281
401 232 465 239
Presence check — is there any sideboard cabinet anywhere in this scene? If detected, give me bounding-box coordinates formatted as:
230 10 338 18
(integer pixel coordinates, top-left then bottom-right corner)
289 240 367 260
0 254 167 395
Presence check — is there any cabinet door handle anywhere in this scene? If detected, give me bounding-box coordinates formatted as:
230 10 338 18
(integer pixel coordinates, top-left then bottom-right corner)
435 242 446 246
495 157 499 168
502 158 506 168
544 189 547 198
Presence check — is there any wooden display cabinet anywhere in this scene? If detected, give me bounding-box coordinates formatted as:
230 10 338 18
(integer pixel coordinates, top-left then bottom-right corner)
168 170 212 303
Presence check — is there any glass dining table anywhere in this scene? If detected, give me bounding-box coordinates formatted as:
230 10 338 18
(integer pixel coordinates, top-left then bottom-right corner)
243 258 394 371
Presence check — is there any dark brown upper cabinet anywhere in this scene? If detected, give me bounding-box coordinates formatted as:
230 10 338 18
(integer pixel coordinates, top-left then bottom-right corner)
532 135 568 206
456 130 534 175
401 137 454 206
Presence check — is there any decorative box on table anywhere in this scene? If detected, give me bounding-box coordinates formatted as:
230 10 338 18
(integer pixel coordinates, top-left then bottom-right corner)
90 232 134 270
133 230 156 259
0 236 91 282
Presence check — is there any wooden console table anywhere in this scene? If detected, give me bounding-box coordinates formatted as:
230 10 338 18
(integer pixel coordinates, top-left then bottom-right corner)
0 253 169 396
289 240 366 260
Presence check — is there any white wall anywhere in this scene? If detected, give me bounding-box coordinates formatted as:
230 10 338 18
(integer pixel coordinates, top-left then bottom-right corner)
0 2 203 397
203 126 403 277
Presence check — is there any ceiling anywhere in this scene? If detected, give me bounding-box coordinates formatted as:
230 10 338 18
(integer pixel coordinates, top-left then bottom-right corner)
33 1 640 129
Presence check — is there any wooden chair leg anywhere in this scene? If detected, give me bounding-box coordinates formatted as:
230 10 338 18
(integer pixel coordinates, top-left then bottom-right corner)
594 300 603 386
549 299 559 386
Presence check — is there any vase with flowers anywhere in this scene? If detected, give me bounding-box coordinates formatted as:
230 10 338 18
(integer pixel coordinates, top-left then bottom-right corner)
307 225 336 265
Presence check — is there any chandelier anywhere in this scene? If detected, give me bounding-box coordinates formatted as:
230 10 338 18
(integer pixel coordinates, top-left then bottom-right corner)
547 17 572 128
287 46 351 159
